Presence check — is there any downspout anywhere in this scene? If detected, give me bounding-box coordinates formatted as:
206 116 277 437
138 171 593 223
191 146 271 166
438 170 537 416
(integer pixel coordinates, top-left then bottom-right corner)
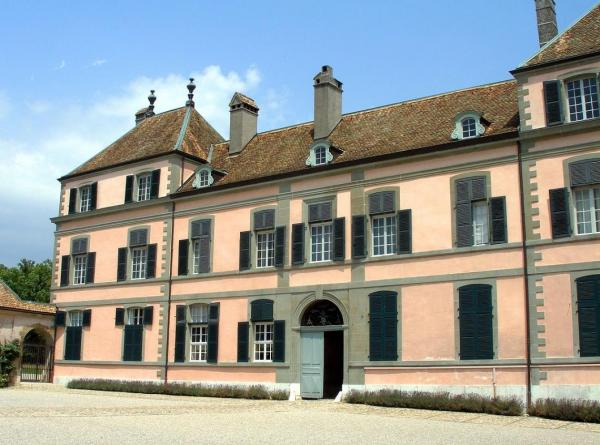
163 201 176 384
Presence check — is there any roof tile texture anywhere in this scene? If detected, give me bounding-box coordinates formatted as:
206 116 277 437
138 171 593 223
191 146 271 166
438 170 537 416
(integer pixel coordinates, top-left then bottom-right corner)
0 280 56 315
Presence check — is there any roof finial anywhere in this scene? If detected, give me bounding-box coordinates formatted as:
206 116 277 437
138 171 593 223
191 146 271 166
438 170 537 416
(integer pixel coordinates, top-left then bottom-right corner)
146 90 156 117
186 78 196 107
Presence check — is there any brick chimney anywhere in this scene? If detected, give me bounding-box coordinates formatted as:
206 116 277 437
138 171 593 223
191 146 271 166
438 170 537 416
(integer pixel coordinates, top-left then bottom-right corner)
229 92 259 155
313 65 342 140
535 0 558 47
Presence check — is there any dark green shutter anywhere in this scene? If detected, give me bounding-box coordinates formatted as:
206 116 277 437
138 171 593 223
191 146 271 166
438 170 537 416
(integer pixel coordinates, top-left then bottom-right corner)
207 303 219 363
82 309 92 327
489 197 507 244
55 311 66 327
90 182 98 210
237 322 249 363
275 226 285 267
150 169 161 199
60 255 70 287
124 175 134 203
308 202 332 222
64 326 82 360
570 160 600 187
291 223 305 265
174 305 186 363
369 191 395 215
86 252 96 284
143 306 153 325
456 179 473 247
273 320 285 363
577 275 600 357
117 247 128 281
352 215 367 258
178 239 189 276
239 231 251 270
397 209 412 254
459 284 493 360
543 80 563 126
68 189 77 214
146 244 157 278
369 291 398 361
254 210 275 230
333 217 345 261
251 299 274 322
549 188 571 239
115 308 125 326
123 325 143 361
197 237 210 273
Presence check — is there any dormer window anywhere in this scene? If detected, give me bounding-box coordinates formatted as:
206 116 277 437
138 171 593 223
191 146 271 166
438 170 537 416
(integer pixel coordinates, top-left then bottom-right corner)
315 146 327 165
452 112 485 140
306 142 333 167
461 117 477 139
193 167 214 189
566 77 599 122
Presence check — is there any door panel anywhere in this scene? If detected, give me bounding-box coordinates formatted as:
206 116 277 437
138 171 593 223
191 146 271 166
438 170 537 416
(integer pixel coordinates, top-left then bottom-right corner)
301 331 324 399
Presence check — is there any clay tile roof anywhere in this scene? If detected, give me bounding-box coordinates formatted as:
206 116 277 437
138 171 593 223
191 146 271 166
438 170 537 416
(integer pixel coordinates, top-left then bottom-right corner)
178 80 518 193
0 280 56 315
523 4 600 68
64 107 224 178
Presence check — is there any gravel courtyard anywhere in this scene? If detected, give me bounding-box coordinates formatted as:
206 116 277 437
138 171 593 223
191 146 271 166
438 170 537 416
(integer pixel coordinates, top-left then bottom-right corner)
1 385 599 444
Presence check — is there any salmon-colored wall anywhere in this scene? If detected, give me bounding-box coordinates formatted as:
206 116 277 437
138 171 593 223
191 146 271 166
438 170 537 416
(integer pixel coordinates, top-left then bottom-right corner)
54 364 160 380
172 274 278 295
536 366 600 385
168 366 276 383
53 284 163 304
496 277 527 359
540 274 575 358
365 366 527 385
218 298 248 362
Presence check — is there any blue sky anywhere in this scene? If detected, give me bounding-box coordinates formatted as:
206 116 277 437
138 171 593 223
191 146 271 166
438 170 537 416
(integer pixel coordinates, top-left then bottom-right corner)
0 0 597 266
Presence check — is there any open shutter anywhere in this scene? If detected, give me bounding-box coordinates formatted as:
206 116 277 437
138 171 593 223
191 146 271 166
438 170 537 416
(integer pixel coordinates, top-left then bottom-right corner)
174 305 186 363
273 320 285 363
456 179 473 248
352 215 367 258
146 244 157 278
207 303 220 363
60 255 70 287
117 247 128 281
459 284 493 360
178 239 189 276
124 175 134 203
333 217 345 261
275 226 285 267
489 197 507 244
143 306 153 325
55 311 66 327
369 291 398 361
90 182 98 211
68 189 77 214
85 252 96 284
577 276 600 357
115 308 125 326
291 223 305 265
543 80 564 126
396 209 412 254
237 321 249 363
239 231 251 270
82 309 92 327
549 188 571 239
150 169 161 199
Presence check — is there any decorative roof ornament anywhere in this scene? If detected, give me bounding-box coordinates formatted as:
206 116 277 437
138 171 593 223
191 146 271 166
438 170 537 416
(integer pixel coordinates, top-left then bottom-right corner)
145 90 156 118
186 78 196 107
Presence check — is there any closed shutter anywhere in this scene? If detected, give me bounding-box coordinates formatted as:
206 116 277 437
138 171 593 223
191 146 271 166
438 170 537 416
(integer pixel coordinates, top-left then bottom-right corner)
333 217 345 261
569 160 600 187
64 326 82 360
251 299 274 322
55 311 66 327
146 244 157 278
178 239 189 276
549 188 571 239
129 229 148 246
396 209 412 254
72 238 88 255
275 226 286 267
254 210 275 230
150 169 161 199
577 275 600 357
68 189 77 214
124 175 134 203
291 223 305 265
239 231 251 270
470 177 487 201
197 237 210 273
123 325 143 361
86 252 96 284
207 302 220 363
174 305 186 363
143 306 153 325
117 247 128 281
90 182 98 210
352 215 367 258
191 220 211 238
308 202 332 223
115 308 125 326
273 320 285 363
489 197 507 244
456 178 475 247
369 191 395 215
543 80 564 126
237 321 249 363
60 255 70 287
459 284 493 360
82 309 92 327
369 291 398 361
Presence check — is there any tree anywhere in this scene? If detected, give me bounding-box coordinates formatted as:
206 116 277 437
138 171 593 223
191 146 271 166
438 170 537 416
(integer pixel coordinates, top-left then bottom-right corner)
0 259 52 303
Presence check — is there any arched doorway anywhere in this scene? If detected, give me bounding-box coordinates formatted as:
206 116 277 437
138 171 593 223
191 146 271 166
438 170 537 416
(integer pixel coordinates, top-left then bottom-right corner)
21 329 53 383
300 299 344 399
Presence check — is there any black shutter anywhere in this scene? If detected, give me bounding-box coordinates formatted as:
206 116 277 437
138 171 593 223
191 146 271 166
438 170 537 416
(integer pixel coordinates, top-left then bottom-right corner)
369 191 395 215
456 180 473 248
254 210 275 230
117 247 128 281
237 321 249 363
146 244 157 278
352 215 367 258
178 239 189 276
291 223 305 265
543 80 564 126
82 309 92 327
124 175 134 203
471 177 487 201
174 305 186 363
90 182 98 210
239 231 251 270
207 303 219 363
68 188 77 214
577 275 600 357
275 226 285 267
64 326 82 361
273 320 285 363
55 310 66 327
397 209 412 254
129 229 148 247
150 169 161 199
569 160 600 187
60 255 70 287
308 202 332 223
85 252 96 284
143 306 153 325
369 291 398 361
251 299 274 322
115 308 125 326
197 237 210 273
191 219 211 238
489 197 507 244
549 188 571 239
459 284 493 360
333 217 345 261
123 325 143 361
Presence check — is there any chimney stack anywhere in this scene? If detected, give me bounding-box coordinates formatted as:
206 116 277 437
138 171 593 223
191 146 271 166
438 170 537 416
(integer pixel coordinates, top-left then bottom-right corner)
135 90 156 125
535 0 558 47
313 65 342 140
229 92 259 155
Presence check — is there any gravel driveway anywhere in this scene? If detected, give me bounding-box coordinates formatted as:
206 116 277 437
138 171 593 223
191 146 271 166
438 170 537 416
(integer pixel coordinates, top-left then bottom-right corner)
1 385 599 444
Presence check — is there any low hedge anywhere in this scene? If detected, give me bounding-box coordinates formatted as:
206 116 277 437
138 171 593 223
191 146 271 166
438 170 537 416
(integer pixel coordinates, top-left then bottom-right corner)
345 389 523 416
528 398 600 423
67 379 289 401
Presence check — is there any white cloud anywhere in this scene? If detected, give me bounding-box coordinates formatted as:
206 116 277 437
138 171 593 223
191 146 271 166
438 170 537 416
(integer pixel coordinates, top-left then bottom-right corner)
90 59 107 67
55 60 66 70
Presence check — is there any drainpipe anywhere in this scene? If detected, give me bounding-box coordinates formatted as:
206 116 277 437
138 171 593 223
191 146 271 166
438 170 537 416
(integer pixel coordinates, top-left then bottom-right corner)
163 201 176 384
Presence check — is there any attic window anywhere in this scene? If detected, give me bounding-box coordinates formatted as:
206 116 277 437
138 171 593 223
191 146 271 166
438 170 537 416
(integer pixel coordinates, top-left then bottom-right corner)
306 143 333 167
193 167 214 189
452 112 485 140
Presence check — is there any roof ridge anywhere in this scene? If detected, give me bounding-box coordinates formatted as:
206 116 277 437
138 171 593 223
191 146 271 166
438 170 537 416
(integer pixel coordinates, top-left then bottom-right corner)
173 106 193 151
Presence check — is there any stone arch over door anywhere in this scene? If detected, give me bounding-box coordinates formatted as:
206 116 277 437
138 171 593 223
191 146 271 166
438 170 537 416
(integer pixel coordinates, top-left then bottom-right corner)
294 292 349 327
20 326 54 383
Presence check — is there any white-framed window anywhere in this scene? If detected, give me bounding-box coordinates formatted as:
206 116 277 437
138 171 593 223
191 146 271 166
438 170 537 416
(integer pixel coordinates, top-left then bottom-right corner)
68 310 83 327
461 117 477 139
314 146 327 166
574 187 600 235
137 173 152 202
254 322 273 362
192 239 201 274
190 325 208 362
197 170 209 187
190 304 209 324
127 307 144 325
567 77 600 122
131 246 147 280
73 255 87 285
79 186 92 212
256 231 275 268
372 214 396 256
472 201 489 246
452 112 485 140
310 223 332 262
306 144 333 167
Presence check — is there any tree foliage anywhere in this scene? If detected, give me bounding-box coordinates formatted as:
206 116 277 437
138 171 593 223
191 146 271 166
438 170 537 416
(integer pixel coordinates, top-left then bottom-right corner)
0 259 52 303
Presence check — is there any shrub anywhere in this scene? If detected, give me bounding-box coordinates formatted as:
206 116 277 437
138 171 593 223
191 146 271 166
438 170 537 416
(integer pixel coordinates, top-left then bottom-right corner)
0 340 20 388
345 389 523 416
66 379 289 401
528 398 600 423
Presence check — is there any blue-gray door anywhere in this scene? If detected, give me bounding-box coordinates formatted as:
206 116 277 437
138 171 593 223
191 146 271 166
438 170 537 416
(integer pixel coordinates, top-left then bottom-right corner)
300 331 324 399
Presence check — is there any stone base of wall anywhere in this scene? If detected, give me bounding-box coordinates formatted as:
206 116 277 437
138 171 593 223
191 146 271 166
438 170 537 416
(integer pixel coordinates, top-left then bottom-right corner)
532 384 600 402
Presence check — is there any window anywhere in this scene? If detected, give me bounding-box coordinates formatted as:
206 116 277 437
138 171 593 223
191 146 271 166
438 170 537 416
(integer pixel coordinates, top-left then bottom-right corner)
65 311 84 361
131 246 147 279
254 322 273 362
190 325 208 362
127 307 144 325
314 146 327 166
68 310 83 327
79 186 92 212
574 187 600 235
306 144 332 167
73 255 87 285
577 275 600 357
372 215 396 256
190 304 208 323
567 77 600 122
458 284 493 360
192 239 204 274
311 223 332 262
461 118 477 138
137 173 152 202
452 113 484 140
369 291 398 361
256 231 275 268
123 307 144 362
194 169 210 188
472 201 489 246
